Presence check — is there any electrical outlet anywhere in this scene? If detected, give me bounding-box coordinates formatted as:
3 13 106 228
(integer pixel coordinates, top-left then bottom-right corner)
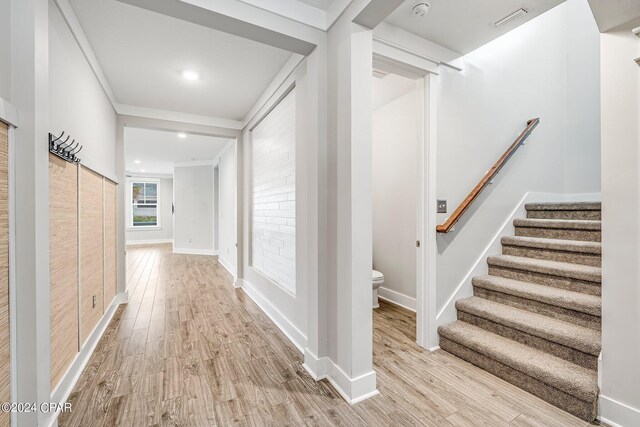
92 295 97 309
437 200 447 213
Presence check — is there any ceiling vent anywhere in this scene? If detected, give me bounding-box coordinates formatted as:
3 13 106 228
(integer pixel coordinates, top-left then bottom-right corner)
412 1 431 19
495 8 528 28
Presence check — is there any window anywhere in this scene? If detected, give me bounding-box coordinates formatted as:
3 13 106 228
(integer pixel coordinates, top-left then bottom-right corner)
130 180 159 227
251 88 296 293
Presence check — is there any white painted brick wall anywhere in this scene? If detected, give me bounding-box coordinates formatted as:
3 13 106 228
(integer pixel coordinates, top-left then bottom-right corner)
251 89 296 293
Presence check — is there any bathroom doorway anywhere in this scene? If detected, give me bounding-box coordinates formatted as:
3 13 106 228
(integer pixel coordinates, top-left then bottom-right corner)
371 70 420 338
370 52 438 350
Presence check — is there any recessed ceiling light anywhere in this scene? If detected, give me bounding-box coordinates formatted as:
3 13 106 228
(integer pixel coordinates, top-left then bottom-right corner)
177 133 187 139
134 160 141 164
141 169 146 173
182 70 200 81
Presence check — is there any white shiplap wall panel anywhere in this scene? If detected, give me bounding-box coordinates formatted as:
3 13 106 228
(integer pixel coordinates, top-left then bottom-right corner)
251 89 296 293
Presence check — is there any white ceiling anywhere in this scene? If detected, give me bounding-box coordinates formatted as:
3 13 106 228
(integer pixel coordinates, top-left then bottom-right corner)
298 0 335 11
69 0 293 121
587 0 640 32
384 0 565 55
125 127 231 175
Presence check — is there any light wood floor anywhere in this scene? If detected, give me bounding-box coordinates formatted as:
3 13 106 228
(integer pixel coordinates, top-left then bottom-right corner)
59 244 604 426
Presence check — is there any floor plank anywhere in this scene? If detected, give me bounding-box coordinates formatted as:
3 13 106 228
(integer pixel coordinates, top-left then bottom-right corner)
59 244 601 426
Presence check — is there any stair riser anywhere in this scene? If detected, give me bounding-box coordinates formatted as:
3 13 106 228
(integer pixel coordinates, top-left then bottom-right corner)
502 246 601 267
515 227 601 242
488 266 601 296
457 311 598 370
473 287 601 330
526 210 601 220
439 338 598 422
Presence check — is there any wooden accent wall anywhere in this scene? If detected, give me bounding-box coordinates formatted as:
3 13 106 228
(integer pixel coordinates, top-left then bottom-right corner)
80 167 104 343
49 154 79 389
103 180 117 308
0 123 9 427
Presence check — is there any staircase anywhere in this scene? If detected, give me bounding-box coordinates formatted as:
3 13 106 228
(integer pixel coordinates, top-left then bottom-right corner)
438 202 601 422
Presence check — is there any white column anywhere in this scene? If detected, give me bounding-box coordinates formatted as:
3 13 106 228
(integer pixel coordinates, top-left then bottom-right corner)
600 18 640 426
326 14 376 402
10 0 51 425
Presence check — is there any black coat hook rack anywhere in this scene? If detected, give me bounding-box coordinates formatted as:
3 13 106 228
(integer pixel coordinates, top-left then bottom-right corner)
49 131 83 163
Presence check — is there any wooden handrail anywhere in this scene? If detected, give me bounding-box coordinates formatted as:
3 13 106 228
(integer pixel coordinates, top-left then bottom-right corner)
436 118 540 233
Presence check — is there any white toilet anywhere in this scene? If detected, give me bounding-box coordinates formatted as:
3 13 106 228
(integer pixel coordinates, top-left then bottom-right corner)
372 269 384 308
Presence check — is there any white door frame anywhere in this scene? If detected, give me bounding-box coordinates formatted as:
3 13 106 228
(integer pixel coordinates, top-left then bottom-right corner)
372 44 439 350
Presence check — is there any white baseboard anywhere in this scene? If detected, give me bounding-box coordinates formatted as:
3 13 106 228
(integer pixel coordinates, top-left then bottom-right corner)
238 278 307 353
217 255 236 277
378 287 416 312
230 278 380 405
599 395 640 427
125 238 173 246
172 247 216 256
303 348 332 380
435 192 602 332
302 348 379 404
47 292 128 427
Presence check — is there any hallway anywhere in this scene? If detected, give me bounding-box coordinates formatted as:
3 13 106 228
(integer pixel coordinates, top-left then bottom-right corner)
59 245 600 426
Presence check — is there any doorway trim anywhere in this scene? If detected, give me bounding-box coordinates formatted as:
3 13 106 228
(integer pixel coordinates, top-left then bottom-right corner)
372 44 439 351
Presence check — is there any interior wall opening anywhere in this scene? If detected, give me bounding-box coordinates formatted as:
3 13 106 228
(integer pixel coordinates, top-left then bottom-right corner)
123 126 238 286
371 69 421 341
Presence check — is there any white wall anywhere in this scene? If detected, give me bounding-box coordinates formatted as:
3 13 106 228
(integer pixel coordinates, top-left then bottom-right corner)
49 1 116 178
251 89 296 294
218 144 237 271
0 0 10 102
372 80 418 303
125 177 173 244
599 16 640 427
241 68 303 345
565 0 601 193
173 164 214 254
435 0 601 318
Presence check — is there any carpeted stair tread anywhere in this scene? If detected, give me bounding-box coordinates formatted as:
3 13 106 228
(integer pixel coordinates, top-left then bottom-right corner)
455 297 601 356
438 321 599 403
487 254 601 283
501 236 601 254
514 218 601 230
525 202 601 211
472 275 601 316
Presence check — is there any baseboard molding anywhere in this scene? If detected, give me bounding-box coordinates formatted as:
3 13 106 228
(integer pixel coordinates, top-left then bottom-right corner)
435 192 601 332
238 278 307 353
302 349 379 404
378 287 416 312
302 348 332 380
47 291 128 427
172 247 216 256
217 255 236 277
125 238 173 246
600 395 640 427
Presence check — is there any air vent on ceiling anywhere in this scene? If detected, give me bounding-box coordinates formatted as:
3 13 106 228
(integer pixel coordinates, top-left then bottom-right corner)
495 8 528 28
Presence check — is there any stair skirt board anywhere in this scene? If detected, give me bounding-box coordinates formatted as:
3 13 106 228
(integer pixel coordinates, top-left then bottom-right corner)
439 337 598 421
438 201 601 422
